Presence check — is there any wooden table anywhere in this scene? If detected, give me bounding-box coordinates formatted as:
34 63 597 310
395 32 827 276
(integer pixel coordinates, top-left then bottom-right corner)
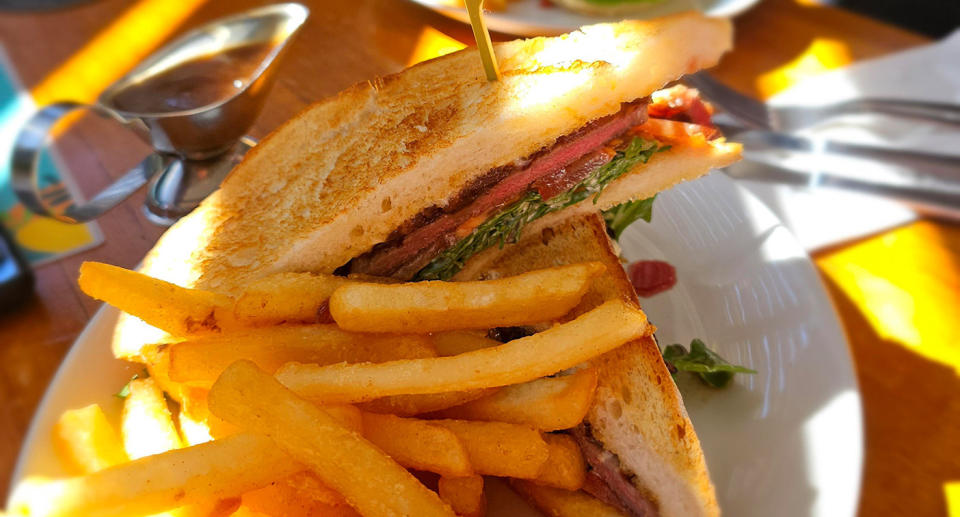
0 0 956 515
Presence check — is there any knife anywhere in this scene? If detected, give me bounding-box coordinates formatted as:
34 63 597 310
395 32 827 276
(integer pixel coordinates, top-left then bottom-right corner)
724 158 960 221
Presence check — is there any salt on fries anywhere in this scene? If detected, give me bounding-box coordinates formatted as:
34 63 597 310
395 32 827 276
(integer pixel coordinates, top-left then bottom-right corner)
207 360 455 517
328 262 606 332
276 299 650 403
11 260 649 516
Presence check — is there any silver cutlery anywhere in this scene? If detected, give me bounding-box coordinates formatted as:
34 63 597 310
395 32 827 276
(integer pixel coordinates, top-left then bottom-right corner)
685 71 960 132
716 122 960 179
725 159 960 221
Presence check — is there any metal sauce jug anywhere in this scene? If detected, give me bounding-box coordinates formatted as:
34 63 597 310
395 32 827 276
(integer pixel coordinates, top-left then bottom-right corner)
12 3 308 225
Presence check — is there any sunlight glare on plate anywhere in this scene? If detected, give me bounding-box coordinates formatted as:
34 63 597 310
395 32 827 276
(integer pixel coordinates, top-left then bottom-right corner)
802 390 863 517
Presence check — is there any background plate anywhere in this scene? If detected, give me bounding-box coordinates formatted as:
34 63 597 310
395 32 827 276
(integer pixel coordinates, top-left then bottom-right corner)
409 0 761 36
9 172 862 517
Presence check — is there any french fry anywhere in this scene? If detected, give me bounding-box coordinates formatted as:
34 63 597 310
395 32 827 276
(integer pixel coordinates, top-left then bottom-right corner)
509 480 627 517
533 434 587 491
241 472 360 517
438 476 486 517
166 326 436 388
276 300 649 403
329 262 606 333
8 433 300 517
358 388 496 417
53 405 128 474
232 272 349 326
57 392 221 517
232 272 399 327
179 389 239 441
142 346 187 404
431 368 598 431
78 262 237 337
320 404 364 434
431 420 549 479
360 412 473 477
431 331 500 356
122 378 183 459
208 361 455 517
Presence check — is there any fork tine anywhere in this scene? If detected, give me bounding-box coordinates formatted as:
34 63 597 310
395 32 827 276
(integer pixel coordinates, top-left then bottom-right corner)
684 72 772 130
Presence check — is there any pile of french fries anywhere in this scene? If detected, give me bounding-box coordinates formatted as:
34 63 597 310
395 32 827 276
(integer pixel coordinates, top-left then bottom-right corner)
7 260 652 517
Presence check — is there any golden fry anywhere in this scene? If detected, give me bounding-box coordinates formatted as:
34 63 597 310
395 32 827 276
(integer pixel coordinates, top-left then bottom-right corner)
53 405 128 475
358 388 496 417
430 331 500 356
509 480 627 517
179 388 240 441
319 404 364 434
8 433 299 517
438 476 486 517
361 412 473 477
233 272 349 326
241 472 360 517
432 368 598 431
166 326 435 388
533 433 587 491
78 262 236 337
329 262 606 333
276 300 649 403
431 420 549 479
208 361 455 517
121 378 183 459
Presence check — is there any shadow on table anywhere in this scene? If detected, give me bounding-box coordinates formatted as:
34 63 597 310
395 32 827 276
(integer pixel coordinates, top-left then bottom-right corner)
818 272 960 517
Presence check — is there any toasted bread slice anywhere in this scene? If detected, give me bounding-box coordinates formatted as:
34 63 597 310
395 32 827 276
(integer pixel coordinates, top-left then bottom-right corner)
458 213 719 517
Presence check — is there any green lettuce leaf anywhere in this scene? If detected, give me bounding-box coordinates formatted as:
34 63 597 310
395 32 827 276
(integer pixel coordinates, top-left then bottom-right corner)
601 196 656 240
662 339 756 388
415 138 659 281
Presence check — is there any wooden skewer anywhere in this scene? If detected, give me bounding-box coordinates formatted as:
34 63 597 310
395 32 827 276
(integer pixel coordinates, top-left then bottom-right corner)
463 0 500 82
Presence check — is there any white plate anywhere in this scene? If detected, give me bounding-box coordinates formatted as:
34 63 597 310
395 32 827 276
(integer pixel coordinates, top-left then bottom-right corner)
409 0 761 36
8 172 862 517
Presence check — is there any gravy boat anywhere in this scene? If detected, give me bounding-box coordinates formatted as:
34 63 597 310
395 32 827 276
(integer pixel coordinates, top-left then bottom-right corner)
12 3 308 225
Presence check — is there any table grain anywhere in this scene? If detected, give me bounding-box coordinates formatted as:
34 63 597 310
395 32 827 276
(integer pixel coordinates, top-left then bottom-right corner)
0 0 956 515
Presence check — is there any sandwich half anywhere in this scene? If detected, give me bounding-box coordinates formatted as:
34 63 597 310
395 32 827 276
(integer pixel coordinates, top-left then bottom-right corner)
460 212 717 517
113 13 739 357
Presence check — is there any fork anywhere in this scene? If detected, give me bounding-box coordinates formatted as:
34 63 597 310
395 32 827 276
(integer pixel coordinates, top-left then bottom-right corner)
684 71 960 131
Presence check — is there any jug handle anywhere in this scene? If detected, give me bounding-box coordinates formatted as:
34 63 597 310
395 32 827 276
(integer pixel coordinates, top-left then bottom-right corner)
11 101 173 224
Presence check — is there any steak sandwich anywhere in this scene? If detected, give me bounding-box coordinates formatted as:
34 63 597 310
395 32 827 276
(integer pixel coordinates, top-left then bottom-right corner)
109 13 738 516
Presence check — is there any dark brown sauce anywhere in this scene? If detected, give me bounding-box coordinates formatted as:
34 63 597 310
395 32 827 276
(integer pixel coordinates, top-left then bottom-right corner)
109 43 275 114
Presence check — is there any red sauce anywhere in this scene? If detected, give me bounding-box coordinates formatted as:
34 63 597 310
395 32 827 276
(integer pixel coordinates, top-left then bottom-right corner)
629 260 676 297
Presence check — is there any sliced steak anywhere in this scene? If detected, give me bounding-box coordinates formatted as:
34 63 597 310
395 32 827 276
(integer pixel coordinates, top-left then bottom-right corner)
351 101 648 278
571 425 660 517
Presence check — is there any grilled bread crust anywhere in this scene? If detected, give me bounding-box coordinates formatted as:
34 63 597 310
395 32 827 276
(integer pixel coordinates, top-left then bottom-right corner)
458 213 719 517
